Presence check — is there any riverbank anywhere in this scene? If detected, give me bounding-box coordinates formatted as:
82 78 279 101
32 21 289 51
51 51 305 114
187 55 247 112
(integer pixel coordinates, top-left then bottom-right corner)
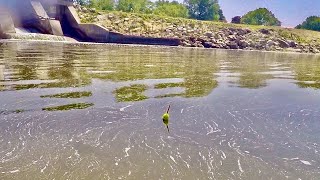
77 6 320 54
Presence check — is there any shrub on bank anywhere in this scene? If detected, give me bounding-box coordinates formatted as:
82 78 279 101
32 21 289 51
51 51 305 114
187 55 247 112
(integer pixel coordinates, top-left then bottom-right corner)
296 16 320 32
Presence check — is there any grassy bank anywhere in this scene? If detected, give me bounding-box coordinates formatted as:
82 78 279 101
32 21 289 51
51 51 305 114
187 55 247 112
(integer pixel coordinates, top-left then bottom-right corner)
78 7 320 53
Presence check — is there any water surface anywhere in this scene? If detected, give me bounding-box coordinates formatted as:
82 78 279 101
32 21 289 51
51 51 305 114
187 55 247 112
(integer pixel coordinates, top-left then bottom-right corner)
1 41 320 179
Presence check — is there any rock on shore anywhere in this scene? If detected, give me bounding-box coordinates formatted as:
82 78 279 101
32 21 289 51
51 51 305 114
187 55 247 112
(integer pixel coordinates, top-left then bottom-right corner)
75 5 320 53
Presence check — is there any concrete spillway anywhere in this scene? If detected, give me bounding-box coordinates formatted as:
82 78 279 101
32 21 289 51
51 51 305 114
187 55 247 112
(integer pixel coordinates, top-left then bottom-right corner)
0 0 180 46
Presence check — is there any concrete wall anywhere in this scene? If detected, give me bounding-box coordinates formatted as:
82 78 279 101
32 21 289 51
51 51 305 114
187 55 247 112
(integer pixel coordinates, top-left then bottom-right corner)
0 0 180 45
0 0 64 36
0 8 16 34
63 6 180 45
48 20 63 36
0 0 32 27
78 24 110 42
0 65 4 81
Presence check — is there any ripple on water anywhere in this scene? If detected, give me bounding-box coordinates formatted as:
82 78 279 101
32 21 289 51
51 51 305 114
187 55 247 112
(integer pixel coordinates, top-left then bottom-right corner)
1 42 320 179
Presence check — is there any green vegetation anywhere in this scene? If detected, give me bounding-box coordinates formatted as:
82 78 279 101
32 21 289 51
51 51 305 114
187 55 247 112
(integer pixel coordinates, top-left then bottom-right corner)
241 8 281 26
41 91 92 98
117 0 153 14
153 1 188 18
77 0 320 38
231 16 241 24
237 73 272 89
81 0 225 21
90 0 114 10
296 16 320 32
43 103 94 111
114 84 148 102
184 0 224 21
75 0 87 6
293 58 320 89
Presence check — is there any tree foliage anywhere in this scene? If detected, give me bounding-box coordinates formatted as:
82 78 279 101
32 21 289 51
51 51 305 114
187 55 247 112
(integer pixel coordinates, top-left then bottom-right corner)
184 0 224 21
89 0 114 10
117 0 153 13
231 16 241 24
241 8 281 26
153 1 188 18
77 0 227 22
218 9 226 22
296 16 320 32
74 0 90 6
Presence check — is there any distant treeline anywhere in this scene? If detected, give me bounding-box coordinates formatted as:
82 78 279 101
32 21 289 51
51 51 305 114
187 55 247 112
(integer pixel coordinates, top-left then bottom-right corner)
296 16 320 32
75 0 225 21
74 0 320 32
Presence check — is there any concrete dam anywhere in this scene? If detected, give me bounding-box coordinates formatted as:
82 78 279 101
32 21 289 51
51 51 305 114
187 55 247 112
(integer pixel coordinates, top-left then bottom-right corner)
0 0 179 45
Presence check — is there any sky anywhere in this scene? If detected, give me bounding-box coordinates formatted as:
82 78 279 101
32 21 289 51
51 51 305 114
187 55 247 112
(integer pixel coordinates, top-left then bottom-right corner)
152 0 320 27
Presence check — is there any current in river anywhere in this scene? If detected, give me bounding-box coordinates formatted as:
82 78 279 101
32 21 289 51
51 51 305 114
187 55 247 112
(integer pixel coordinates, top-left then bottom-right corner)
0 41 320 179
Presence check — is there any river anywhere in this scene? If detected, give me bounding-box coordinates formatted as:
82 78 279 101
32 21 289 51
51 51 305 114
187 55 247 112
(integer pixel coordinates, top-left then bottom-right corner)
0 41 320 179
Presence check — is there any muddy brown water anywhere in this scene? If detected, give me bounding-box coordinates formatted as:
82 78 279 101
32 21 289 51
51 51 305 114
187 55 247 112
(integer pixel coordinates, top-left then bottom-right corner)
1 41 320 179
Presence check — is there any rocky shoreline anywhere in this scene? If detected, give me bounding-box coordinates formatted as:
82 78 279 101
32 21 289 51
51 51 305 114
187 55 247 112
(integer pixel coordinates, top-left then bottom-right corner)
179 28 304 52
77 5 320 54
1 5 320 54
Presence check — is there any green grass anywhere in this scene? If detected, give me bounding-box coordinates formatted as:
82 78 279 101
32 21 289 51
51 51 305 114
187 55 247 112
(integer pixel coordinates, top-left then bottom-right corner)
81 9 320 44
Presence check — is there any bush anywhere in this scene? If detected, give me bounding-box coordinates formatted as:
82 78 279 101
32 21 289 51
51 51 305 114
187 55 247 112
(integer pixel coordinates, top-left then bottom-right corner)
117 0 153 14
241 8 281 26
184 0 224 21
89 0 114 11
231 16 241 24
153 1 188 18
296 16 320 32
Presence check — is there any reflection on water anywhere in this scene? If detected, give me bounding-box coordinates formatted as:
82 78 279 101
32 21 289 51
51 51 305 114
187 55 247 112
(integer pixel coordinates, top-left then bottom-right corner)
42 103 94 111
294 58 320 89
0 42 220 100
114 84 147 102
40 91 92 98
1 41 320 179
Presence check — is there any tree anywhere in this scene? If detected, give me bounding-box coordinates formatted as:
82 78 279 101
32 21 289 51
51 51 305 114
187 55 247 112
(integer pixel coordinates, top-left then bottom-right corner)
218 9 226 22
89 0 114 10
231 16 241 24
296 16 320 31
153 1 188 18
184 0 224 21
74 0 89 6
117 0 153 13
241 8 281 26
